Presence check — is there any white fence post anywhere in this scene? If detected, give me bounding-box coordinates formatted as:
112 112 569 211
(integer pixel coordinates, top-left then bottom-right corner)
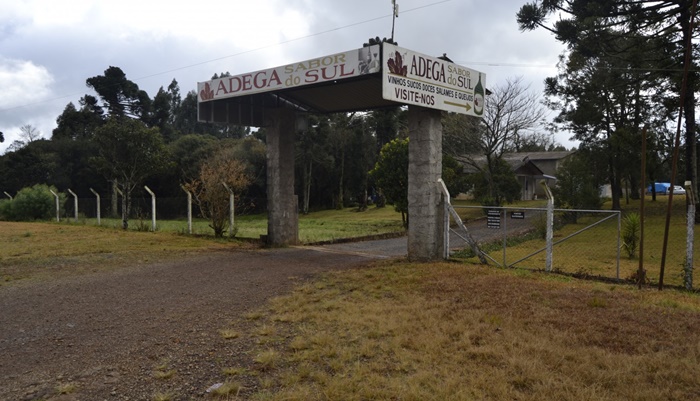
49 189 60 222
67 189 78 222
222 182 235 238
144 186 156 231
541 182 554 272
89 188 101 226
181 185 192 235
3 191 12 200
438 179 450 260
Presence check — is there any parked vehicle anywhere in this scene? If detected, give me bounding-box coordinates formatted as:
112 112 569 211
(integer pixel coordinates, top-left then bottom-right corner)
647 182 670 194
672 185 686 195
646 183 686 195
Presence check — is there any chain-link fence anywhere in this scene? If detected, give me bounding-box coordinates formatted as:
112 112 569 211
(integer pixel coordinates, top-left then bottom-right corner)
449 201 697 288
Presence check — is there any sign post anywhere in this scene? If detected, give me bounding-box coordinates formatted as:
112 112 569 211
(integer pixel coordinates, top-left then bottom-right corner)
382 43 485 117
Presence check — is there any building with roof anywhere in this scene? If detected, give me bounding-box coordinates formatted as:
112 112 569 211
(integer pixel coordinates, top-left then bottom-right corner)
456 151 575 200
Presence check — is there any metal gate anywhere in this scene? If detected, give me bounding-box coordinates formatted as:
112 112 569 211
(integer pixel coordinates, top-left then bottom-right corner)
439 180 622 279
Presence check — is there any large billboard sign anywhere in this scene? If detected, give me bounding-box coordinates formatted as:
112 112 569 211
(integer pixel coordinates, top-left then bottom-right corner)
381 43 485 117
197 45 381 103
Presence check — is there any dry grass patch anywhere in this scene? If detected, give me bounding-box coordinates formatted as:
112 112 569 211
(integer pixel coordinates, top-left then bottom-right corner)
55 382 77 394
211 381 243 397
0 221 241 284
152 392 173 401
253 349 279 372
219 328 240 340
222 366 247 376
152 360 176 380
236 261 700 400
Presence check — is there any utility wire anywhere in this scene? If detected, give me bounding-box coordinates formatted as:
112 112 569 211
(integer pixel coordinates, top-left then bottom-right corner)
0 0 451 113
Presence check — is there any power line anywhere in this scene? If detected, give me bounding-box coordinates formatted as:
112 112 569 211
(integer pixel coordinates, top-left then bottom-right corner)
0 0 452 113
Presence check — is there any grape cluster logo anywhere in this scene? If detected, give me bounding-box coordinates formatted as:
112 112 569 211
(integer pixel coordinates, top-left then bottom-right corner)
200 82 214 100
387 51 408 76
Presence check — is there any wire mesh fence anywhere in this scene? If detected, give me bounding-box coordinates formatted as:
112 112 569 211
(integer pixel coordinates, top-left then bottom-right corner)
62 196 264 220
51 195 269 238
450 201 697 288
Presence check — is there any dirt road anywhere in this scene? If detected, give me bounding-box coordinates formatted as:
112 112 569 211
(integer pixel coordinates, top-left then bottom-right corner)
0 213 537 400
0 248 379 401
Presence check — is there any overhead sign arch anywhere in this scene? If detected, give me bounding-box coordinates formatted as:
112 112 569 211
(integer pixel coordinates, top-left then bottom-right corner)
197 42 485 260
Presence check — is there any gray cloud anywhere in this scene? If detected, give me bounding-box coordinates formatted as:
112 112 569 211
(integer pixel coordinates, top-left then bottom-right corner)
0 0 574 153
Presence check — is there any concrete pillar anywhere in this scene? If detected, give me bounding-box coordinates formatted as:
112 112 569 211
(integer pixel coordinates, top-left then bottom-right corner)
407 106 445 261
266 108 298 246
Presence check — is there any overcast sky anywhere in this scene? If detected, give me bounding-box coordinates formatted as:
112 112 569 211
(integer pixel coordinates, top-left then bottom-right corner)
0 0 573 155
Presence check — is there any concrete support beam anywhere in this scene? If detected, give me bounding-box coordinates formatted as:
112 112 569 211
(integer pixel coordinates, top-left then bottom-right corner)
266 108 299 246
407 106 445 261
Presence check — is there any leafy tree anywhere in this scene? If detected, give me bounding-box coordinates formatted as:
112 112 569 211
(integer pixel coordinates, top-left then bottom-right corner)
172 90 248 139
151 86 176 142
511 131 564 152
91 117 169 229
296 115 332 214
370 107 402 152
542 39 664 209
441 154 470 196
326 113 358 209
52 98 104 141
169 134 218 182
442 112 483 158
346 114 378 211
225 137 267 213
0 140 61 192
552 151 605 222
370 138 409 227
468 157 521 206
183 146 252 237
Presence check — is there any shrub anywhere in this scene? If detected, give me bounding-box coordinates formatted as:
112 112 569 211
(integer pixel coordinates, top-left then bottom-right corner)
0 184 64 221
622 212 640 259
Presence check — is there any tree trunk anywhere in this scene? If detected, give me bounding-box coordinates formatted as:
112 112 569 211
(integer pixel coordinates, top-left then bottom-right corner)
337 148 344 210
111 180 119 218
121 186 130 230
303 159 312 214
608 152 621 210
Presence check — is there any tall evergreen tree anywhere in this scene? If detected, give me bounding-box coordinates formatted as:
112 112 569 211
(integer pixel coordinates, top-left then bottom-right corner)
86 66 152 120
518 0 699 209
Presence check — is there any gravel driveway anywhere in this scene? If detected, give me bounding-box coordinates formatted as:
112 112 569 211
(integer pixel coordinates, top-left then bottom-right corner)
0 247 381 401
0 215 535 400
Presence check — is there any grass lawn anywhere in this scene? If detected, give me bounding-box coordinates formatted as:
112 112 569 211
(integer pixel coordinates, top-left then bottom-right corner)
69 205 406 243
0 221 240 284
2 203 699 399
230 261 700 400
454 195 695 288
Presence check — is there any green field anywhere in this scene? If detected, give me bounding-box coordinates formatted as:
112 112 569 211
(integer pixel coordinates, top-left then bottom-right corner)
63 205 406 243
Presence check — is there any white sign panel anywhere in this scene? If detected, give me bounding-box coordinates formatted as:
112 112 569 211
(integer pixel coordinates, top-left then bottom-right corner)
198 45 381 103
382 43 485 117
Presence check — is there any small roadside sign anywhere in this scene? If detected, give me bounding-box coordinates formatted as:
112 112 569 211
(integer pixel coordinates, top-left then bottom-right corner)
510 211 525 219
487 209 501 229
